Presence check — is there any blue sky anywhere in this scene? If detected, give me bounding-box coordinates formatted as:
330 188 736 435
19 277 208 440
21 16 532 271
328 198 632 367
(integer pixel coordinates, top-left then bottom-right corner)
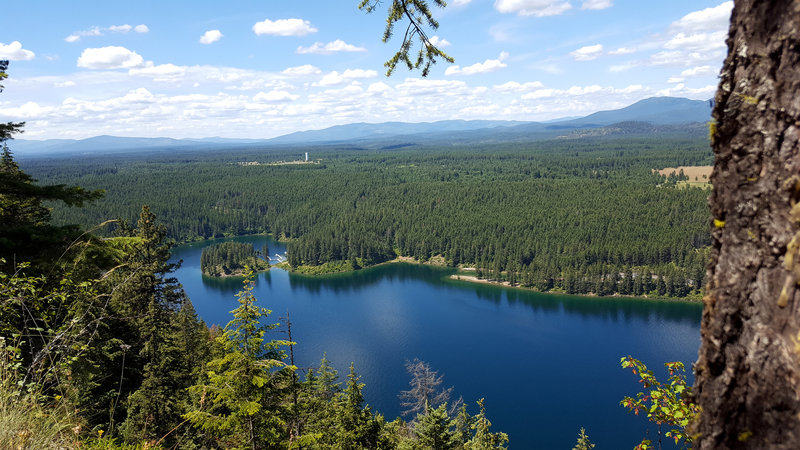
1 0 731 139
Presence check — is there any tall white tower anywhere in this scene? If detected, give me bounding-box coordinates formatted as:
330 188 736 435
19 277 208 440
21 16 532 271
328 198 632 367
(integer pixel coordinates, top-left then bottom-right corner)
305 152 308 161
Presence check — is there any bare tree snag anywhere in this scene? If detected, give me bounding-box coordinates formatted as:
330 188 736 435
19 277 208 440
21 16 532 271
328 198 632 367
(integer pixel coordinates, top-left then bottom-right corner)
694 0 800 448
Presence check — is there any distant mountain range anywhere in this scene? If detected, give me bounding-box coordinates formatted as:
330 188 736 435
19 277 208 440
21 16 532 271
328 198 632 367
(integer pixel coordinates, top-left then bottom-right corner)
12 96 712 157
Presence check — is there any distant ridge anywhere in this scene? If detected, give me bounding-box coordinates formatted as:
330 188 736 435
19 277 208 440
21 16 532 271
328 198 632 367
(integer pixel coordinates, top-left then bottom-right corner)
13 96 712 157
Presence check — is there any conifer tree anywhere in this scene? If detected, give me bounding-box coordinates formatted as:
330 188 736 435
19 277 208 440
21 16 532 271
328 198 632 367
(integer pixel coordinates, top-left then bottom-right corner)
414 403 458 449
465 399 508 449
185 269 290 449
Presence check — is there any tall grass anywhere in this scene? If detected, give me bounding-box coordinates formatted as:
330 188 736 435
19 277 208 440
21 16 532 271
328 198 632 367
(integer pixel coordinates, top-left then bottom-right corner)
0 343 80 449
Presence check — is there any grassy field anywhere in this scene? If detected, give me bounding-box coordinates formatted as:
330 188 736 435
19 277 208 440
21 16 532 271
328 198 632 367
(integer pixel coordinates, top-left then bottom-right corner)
659 165 713 189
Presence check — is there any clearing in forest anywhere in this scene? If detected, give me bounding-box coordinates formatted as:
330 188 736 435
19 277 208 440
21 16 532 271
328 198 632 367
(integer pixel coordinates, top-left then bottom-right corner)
657 165 713 188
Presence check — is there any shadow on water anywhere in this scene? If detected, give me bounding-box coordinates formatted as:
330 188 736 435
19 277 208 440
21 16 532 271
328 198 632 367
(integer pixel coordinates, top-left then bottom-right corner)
201 269 273 294
443 273 702 325
287 262 456 294
286 262 701 324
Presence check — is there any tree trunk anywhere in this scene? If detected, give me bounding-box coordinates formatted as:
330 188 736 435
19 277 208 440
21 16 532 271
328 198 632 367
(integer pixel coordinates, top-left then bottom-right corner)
693 0 800 448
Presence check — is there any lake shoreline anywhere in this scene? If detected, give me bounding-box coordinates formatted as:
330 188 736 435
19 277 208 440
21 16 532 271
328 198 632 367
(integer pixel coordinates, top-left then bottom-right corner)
282 255 702 303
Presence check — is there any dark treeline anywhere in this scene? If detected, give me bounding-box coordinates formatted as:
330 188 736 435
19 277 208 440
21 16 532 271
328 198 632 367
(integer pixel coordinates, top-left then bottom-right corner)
26 134 712 298
200 241 269 276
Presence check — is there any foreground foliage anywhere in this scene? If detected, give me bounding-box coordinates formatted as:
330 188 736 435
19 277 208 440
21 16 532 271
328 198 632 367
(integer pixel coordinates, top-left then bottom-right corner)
620 356 698 449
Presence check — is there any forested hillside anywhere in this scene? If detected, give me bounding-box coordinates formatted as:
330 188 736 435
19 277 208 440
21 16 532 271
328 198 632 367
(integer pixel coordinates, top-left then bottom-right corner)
26 132 712 298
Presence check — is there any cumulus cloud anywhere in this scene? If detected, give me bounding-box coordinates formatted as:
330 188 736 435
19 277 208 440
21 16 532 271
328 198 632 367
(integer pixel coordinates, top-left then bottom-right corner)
253 90 299 102
452 0 472 5
296 40 366 54
282 64 321 76
0 41 35 61
368 82 391 94
429 36 452 48
656 83 716 98
445 52 509 76
680 65 717 77
77 46 144 69
581 0 613 9
640 2 730 68
316 69 378 87
494 0 572 17
570 44 603 61
200 30 223 44
65 24 149 42
493 81 544 92
54 81 77 88
253 18 317 36
396 78 469 96
128 63 186 81
521 84 642 100
670 1 733 34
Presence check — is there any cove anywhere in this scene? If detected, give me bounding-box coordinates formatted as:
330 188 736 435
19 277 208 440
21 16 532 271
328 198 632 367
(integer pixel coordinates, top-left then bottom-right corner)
170 235 702 449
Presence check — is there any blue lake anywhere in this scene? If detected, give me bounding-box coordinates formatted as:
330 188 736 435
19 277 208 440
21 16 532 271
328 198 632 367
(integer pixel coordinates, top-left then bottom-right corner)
171 235 702 449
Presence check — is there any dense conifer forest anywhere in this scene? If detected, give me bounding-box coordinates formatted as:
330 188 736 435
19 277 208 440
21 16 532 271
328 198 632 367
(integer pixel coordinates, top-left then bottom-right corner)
26 131 712 298
200 241 269 276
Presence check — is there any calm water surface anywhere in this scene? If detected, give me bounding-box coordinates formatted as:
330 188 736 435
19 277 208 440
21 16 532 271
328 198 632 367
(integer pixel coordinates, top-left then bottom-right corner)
171 236 702 449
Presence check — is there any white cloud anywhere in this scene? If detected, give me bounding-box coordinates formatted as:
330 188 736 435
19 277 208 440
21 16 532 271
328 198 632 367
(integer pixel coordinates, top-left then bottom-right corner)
429 36 452 48
494 0 572 17
681 65 717 77
296 40 366 54
570 44 603 61
0 41 35 61
253 90 299 102
656 83 716 98
200 30 223 44
65 24 149 42
667 77 684 84
493 81 544 92
642 3 730 69
282 64 321 76
54 81 77 88
452 0 472 5
342 69 378 79
670 1 733 34
581 0 613 10
521 84 644 100
396 78 469 96
663 31 726 52
368 82 391 94
77 46 144 69
316 69 378 86
253 18 317 36
128 63 186 81
446 52 508 75
109 24 133 33
317 72 345 87
608 47 634 55
65 27 102 42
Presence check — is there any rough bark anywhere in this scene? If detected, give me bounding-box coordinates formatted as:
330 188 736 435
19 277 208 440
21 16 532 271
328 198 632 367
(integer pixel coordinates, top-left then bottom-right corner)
693 0 800 448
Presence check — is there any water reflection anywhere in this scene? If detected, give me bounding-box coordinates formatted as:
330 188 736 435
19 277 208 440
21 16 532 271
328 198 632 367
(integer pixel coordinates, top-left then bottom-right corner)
287 263 455 294
281 261 701 326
